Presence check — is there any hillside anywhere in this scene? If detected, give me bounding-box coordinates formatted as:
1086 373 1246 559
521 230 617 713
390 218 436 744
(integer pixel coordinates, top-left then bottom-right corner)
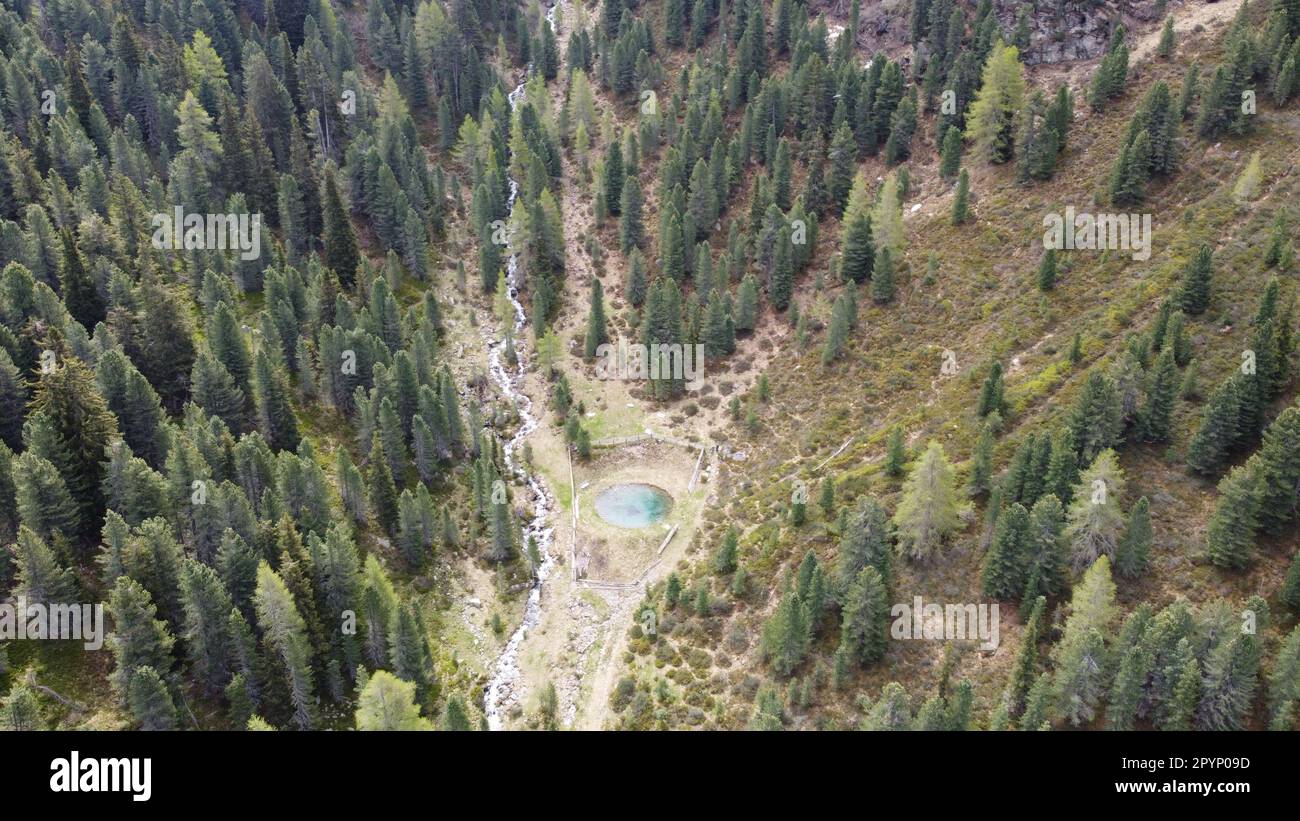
0 0 1297 735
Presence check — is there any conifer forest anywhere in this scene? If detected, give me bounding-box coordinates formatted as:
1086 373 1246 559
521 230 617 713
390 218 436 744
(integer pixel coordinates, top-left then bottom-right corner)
1 0 1299 741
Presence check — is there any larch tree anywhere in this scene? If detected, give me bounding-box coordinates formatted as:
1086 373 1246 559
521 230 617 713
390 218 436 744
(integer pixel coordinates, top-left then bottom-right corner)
254 561 317 730
964 41 1026 165
893 441 965 561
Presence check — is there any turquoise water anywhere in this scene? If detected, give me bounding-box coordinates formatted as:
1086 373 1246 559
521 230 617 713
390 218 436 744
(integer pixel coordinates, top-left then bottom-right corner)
594 483 674 528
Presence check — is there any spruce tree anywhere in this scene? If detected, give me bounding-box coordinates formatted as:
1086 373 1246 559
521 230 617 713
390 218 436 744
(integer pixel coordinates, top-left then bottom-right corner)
1177 245 1214 315
322 172 360 289
871 247 895 304
619 174 643 252
1138 349 1177 442
253 348 300 452
1157 16 1176 58
982 502 1030 599
1036 248 1057 291
107 575 176 704
967 422 996 497
583 278 608 359
884 425 906 477
59 228 105 330
603 142 624 217
367 436 400 534
1187 374 1242 475
30 354 118 540
1115 496 1152 579
1068 371 1124 464
838 566 888 666
1006 595 1045 719
1206 464 1261 569
128 666 178 730
939 126 963 179
951 169 970 224
840 210 875 284
977 361 1004 417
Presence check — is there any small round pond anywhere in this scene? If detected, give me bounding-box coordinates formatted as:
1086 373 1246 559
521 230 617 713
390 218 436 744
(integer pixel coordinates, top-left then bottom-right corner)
593 483 674 528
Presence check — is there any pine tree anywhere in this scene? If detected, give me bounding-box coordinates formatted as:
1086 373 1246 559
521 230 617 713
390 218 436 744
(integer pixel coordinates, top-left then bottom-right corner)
762 583 809 676
1256 408 1300 534
840 210 875 284
1089 23 1130 111
625 248 648 307
179 558 235 694
603 142 624 217
828 123 856 215
818 476 836 519
12 453 80 544
192 350 249 433
770 224 794 311
1282 547 1300 615
861 682 914 730
967 422 996 497
1100 604 1152 727
487 491 517 563
11 526 77 603
389 601 437 709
